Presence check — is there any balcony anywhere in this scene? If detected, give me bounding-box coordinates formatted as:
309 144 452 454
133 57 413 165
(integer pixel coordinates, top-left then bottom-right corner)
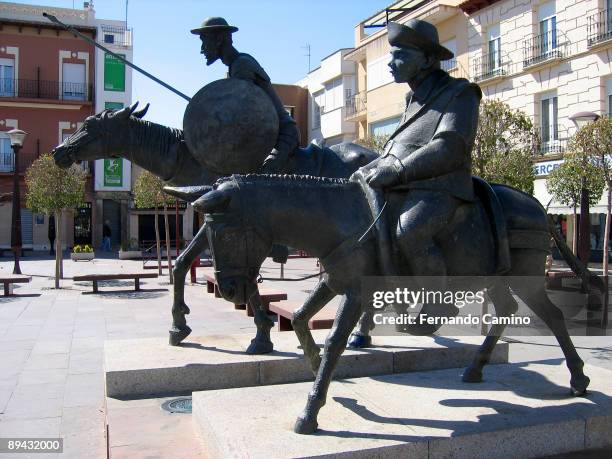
471 52 510 83
0 151 39 174
523 30 568 69
0 78 93 102
100 24 133 48
536 124 569 155
345 91 367 121
587 9 612 47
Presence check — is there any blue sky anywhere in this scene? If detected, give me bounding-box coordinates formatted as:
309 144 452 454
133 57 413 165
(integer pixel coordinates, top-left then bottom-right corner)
15 0 391 128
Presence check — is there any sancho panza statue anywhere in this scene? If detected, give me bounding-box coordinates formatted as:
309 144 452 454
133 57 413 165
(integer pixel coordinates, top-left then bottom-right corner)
191 17 300 174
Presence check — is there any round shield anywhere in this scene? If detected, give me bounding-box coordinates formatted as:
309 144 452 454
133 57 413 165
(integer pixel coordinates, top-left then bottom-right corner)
183 79 279 175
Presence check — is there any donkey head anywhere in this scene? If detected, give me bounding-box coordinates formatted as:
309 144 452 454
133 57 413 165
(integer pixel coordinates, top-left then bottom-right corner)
52 102 149 168
194 181 272 306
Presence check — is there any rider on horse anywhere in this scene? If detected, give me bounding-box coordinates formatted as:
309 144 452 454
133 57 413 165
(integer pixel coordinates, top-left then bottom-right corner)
191 17 299 174
353 20 482 325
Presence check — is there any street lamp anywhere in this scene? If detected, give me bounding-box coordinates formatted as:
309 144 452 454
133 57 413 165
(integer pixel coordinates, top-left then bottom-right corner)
569 112 600 267
7 129 26 275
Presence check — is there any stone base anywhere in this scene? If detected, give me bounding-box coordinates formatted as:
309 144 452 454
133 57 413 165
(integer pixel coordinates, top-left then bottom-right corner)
193 362 612 459
104 332 507 398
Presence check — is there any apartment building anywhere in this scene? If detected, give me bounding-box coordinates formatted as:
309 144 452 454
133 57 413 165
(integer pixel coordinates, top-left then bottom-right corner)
0 1 134 251
461 0 612 250
297 48 358 145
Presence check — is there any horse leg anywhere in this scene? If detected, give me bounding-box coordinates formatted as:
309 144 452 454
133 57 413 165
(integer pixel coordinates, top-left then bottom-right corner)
246 290 275 355
463 281 517 383
509 277 590 395
292 280 336 374
294 291 362 435
348 305 374 348
169 224 208 346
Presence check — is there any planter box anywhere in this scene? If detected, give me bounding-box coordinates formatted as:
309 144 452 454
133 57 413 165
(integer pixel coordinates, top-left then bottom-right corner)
118 250 143 260
71 252 94 261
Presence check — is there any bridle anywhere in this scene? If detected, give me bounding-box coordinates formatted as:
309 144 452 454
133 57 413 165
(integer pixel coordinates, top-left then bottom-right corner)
59 113 113 163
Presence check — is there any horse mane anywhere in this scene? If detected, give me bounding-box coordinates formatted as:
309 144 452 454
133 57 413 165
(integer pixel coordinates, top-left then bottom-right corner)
214 174 349 189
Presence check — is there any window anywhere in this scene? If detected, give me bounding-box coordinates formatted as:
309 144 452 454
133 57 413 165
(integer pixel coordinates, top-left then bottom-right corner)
369 116 401 138
62 62 86 100
441 39 457 72
607 77 612 116
540 92 558 153
0 58 15 97
488 24 501 70
312 90 324 129
539 2 557 56
0 133 13 172
104 34 115 44
324 77 343 112
367 54 394 91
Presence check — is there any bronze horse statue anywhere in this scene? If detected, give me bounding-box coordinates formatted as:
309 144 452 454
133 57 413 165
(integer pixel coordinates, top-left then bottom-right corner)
51 102 378 352
197 173 594 434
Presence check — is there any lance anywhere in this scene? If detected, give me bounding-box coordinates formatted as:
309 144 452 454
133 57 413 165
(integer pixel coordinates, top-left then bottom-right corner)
43 12 192 102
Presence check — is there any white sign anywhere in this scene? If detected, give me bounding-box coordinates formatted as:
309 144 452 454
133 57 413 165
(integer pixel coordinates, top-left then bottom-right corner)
534 159 563 176
94 158 131 191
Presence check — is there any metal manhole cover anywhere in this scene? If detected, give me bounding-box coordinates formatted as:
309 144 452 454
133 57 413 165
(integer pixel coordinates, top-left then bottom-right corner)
161 397 192 413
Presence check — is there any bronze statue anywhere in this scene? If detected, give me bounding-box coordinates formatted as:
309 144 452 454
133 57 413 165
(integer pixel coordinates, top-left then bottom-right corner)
191 17 299 174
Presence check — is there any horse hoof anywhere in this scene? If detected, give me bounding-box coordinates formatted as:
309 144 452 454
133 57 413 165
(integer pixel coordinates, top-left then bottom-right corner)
294 415 318 435
570 375 590 396
169 326 192 346
348 333 372 348
246 339 274 355
462 366 483 383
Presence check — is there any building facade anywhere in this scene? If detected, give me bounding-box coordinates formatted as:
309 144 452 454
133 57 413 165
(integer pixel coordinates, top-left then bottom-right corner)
0 1 134 251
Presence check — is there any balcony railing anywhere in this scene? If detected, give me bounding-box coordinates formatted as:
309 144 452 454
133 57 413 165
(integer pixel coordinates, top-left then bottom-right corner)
345 91 367 119
0 151 39 173
523 30 568 68
587 9 612 46
441 58 457 73
471 52 510 83
536 125 569 155
100 24 133 47
0 78 93 102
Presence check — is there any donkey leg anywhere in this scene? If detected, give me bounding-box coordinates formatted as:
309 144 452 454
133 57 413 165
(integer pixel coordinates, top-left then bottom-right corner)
463 282 517 383
348 305 374 348
246 290 275 355
292 281 336 374
169 224 208 346
295 291 362 435
510 278 590 395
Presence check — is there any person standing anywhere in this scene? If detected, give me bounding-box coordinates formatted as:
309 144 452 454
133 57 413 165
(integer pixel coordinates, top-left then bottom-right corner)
102 220 112 251
48 215 56 256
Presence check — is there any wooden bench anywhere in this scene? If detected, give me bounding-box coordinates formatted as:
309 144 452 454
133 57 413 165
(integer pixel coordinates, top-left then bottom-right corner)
545 270 577 289
1 275 31 296
245 290 288 317
73 273 158 293
269 301 337 331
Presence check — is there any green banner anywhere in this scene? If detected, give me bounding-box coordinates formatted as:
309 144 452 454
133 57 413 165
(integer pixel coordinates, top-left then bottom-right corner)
104 53 125 92
105 101 124 110
103 159 123 187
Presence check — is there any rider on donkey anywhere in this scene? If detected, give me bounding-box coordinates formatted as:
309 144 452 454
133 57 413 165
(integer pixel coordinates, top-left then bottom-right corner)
191 17 299 174
353 19 482 333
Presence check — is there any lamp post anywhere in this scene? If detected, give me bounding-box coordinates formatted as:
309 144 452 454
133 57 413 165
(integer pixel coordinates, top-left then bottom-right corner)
569 112 600 266
7 129 27 275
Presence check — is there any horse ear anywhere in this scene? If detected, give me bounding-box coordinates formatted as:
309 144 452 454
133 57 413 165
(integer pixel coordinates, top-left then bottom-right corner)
192 189 231 214
132 103 150 119
113 104 134 120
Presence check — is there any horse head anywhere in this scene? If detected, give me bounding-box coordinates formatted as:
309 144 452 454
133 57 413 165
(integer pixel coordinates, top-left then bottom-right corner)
52 102 149 168
194 179 272 305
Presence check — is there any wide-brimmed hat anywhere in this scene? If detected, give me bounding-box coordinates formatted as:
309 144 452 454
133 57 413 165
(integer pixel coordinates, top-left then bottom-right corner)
190 17 238 35
388 20 453 60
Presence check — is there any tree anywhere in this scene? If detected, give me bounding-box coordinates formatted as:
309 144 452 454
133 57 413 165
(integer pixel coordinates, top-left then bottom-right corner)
546 157 604 254
570 116 612 327
25 154 86 288
133 171 175 282
356 133 390 155
473 99 539 194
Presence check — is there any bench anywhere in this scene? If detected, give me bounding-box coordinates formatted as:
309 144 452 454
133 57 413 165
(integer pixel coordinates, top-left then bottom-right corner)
245 290 288 317
545 270 577 289
269 301 337 331
1 275 31 296
72 273 158 293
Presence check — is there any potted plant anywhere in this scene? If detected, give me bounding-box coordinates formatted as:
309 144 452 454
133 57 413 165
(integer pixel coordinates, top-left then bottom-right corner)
118 238 142 260
71 244 94 261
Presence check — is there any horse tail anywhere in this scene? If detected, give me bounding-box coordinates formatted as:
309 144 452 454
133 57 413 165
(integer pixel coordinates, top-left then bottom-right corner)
548 217 605 308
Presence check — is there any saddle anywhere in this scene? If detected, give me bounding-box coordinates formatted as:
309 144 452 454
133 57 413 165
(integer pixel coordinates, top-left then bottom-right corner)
358 175 511 276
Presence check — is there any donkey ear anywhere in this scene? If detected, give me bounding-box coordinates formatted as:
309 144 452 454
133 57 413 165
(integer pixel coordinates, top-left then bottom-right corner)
132 103 150 119
192 189 231 214
113 103 135 120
